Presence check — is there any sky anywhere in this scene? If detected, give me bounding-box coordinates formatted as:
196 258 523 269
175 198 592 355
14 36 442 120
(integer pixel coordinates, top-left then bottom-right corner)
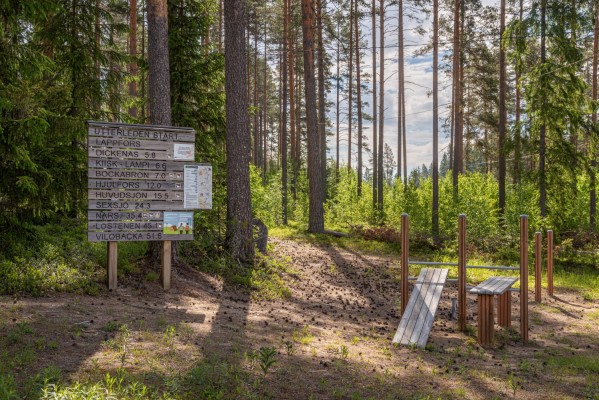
327 0 498 174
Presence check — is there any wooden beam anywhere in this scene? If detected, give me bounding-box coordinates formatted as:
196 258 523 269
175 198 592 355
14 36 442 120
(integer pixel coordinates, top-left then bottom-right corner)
401 213 409 315
520 215 529 343
458 214 467 332
162 240 172 290
107 241 118 290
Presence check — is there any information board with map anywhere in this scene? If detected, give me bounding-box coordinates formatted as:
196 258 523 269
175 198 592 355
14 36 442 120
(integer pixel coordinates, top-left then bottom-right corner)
87 121 212 242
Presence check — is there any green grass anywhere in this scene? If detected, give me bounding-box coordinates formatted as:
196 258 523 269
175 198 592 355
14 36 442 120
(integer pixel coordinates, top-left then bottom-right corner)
545 355 599 375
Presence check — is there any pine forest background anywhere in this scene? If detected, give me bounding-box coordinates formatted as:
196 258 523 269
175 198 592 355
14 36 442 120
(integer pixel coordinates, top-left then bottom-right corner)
2 0 599 292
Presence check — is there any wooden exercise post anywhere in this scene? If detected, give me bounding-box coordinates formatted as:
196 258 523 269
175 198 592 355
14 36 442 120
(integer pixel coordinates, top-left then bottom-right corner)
107 241 118 290
458 214 467 332
520 215 529 343
401 214 409 315
535 232 542 302
547 230 554 297
162 240 172 290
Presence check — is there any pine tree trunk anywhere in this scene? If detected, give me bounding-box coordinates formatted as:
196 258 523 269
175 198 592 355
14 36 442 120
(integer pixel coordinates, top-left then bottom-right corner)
336 20 341 178
539 0 547 217
591 0 598 230
263 26 268 177
498 0 506 216
377 0 384 214
451 0 461 199
355 0 364 196
317 0 326 196
218 0 223 52
348 0 354 172
432 0 439 238
301 0 325 233
513 0 523 184
372 0 378 208
399 0 407 185
282 0 289 224
147 0 173 262
289 19 297 201
129 0 138 118
253 28 259 166
224 0 255 262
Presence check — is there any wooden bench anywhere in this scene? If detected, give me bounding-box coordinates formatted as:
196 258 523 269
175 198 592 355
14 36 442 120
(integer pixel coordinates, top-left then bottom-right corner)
393 268 448 348
470 276 518 346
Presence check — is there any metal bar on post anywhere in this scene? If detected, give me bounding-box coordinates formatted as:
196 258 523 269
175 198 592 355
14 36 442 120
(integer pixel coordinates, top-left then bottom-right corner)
547 230 554 297
107 241 118 290
535 232 542 302
401 214 409 315
520 215 529 343
458 214 467 332
162 240 172 290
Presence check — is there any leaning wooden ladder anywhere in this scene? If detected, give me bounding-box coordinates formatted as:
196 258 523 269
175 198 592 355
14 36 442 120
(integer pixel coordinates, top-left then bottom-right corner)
392 268 448 348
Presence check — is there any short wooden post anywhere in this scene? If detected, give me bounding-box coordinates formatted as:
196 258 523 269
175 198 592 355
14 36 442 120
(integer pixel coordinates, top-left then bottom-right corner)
535 232 542 302
107 241 118 291
520 215 529 343
498 292 511 327
162 240 172 290
478 294 494 346
401 214 409 315
547 230 554 297
458 214 467 332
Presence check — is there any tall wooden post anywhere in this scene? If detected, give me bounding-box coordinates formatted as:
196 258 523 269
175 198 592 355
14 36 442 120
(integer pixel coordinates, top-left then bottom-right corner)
535 232 542 302
107 241 118 290
547 230 554 296
401 213 409 315
520 215 529 343
458 214 467 332
162 241 171 290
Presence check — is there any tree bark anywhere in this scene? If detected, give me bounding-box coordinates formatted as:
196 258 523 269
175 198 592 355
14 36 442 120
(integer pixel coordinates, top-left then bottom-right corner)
498 0 506 216
540 0 547 218
377 0 384 213
289 17 297 201
591 0 598 230
253 28 259 166
224 0 255 262
147 0 173 262
336 19 341 178
451 0 461 199
263 24 268 177
398 0 406 185
372 0 378 208
355 0 364 196
432 0 439 238
317 0 326 196
129 0 138 118
301 0 325 233
514 0 523 184
348 0 354 172
282 0 289 224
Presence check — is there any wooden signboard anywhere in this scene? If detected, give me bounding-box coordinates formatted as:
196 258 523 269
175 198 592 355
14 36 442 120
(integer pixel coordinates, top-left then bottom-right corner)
87 121 213 290
87 121 212 242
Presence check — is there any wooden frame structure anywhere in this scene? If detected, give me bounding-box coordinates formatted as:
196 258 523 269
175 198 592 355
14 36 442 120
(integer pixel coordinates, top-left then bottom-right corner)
400 214 555 347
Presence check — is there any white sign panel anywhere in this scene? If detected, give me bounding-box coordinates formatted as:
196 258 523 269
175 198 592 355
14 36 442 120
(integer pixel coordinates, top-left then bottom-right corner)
183 165 212 209
173 143 195 160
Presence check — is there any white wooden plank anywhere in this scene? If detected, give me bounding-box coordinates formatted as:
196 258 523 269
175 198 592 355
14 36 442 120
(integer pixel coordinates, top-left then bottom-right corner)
88 158 185 171
88 221 164 230
416 269 448 348
399 268 435 345
89 147 176 161
393 269 428 344
407 268 442 345
88 137 190 150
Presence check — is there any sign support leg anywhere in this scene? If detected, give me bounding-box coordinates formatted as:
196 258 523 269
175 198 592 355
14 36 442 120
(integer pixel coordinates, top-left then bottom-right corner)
107 241 118 290
162 240 172 290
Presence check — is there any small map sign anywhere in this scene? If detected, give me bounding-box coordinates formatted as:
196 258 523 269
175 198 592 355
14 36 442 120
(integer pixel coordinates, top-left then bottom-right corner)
87 121 212 242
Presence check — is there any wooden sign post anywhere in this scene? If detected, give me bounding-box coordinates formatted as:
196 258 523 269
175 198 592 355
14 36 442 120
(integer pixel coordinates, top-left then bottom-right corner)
87 121 212 290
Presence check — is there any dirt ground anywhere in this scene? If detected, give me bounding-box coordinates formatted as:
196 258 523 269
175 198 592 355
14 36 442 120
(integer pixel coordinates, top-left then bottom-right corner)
1 237 599 399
